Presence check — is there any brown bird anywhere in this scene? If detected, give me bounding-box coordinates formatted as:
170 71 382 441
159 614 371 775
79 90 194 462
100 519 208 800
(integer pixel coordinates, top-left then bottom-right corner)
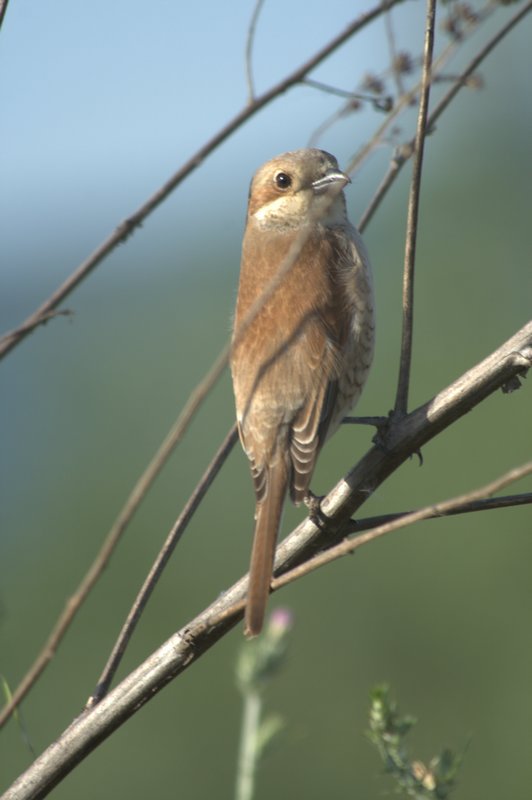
231 149 375 636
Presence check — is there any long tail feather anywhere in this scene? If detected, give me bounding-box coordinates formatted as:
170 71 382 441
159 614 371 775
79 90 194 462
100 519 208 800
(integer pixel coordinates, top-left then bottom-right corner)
245 460 287 637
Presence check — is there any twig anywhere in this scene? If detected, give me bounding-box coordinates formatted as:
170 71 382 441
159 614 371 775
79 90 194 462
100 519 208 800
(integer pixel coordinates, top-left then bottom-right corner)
88 424 238 706
358 0 532 231
0 0 403 361
0 0 10 32
344 0 502 183
334 492 532 534
358 146 410 232
245 0 266 102
383 1 405 97
303 77 392 110
394 0 436 416
273 463 532 588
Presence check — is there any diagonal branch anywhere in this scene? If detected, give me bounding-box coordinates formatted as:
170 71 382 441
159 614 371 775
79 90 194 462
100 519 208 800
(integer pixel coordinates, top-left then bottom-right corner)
347 492 532 534
273 465 532 588
0 0 404 361
87 423 238 706
245 0 266 102
0 0 10 32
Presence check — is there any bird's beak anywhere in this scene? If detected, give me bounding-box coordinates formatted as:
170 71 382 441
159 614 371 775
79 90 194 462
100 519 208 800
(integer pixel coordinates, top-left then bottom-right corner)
312 168 351 195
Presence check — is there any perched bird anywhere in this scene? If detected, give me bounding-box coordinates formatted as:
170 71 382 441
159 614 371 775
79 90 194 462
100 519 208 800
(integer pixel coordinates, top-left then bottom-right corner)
231 149 375 636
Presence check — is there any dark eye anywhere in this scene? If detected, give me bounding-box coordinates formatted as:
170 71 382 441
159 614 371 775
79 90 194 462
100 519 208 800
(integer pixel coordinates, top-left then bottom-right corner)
274 171 292 190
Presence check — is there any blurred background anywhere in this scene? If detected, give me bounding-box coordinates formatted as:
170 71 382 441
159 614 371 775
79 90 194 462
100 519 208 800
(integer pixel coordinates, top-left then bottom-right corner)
1 0 531 797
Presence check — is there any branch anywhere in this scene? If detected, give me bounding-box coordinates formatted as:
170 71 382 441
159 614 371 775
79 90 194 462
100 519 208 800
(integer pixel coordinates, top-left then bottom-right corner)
274 469 532 588
88 424 238 706
383 2 406 98
0 0 10 32
3 322 530 799
358 0 532 233
394 0 436 415
245 0 266 102
0 0 404 361
347 492 532 534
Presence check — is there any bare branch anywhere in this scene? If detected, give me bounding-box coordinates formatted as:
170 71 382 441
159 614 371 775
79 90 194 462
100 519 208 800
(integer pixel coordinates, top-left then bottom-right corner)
245 0 266 102
274 463 532 588
347 493 532 534
394 0 436 416
358 147 408 232
303 77 393 111
88 424 238 706
0 0 10 32
0 0 403 361
383 2 406 97
358 0 532 232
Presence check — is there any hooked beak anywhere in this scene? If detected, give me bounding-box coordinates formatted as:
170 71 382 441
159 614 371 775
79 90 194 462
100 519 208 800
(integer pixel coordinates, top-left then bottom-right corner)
312 168 351 195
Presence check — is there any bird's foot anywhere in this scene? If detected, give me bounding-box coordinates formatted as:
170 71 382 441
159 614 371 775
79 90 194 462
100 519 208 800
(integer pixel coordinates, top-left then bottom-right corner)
304 490 328 530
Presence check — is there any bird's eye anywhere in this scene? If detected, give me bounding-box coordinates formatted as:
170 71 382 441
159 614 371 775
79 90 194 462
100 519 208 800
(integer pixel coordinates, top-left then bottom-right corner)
274 171 292 190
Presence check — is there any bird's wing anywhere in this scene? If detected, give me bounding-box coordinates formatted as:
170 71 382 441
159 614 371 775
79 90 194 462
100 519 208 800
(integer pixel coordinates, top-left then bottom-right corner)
289 314 346 505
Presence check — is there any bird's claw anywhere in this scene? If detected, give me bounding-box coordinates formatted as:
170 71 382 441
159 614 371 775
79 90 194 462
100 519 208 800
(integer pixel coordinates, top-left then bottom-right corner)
304 490 328 530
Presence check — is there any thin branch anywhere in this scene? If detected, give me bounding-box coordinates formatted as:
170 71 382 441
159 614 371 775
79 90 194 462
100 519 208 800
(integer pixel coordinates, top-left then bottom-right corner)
0 0 10 32
358 0 532 231
273 463 532 588
358 146 410 232
303 77 393 110
0 0 403 361
394 0 436 416
343 38 445 177
344 0 505 184
336 492 532 534
88 424 238 706
245 0 266 102
383 1 406 98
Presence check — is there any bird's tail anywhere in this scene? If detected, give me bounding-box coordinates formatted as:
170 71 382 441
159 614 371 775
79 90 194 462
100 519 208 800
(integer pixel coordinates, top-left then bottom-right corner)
245 458 288 637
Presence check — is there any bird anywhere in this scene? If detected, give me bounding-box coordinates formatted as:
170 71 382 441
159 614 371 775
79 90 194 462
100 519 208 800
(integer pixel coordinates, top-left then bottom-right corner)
230 148 375 637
